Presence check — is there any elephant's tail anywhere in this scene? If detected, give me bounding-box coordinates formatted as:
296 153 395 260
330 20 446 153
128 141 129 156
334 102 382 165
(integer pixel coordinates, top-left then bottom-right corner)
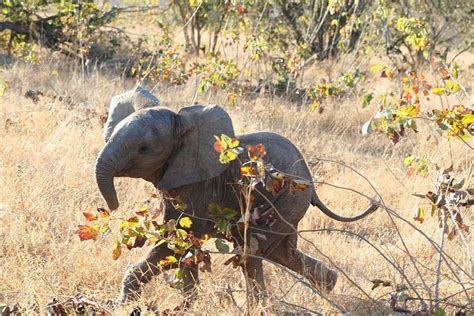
310 190 378 222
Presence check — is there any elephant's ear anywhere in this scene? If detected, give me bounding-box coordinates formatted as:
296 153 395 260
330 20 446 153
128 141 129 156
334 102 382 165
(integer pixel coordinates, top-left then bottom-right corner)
103 86 160 141
158 105 235 190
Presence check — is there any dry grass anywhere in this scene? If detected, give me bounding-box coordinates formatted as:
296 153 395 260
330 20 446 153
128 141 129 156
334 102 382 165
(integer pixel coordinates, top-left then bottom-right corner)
0 52 473 315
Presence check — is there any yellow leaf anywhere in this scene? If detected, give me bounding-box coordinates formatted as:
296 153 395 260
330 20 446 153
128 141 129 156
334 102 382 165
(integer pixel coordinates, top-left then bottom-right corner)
147 235 159 245
225 150 237 161
230 138 240 148
179 216 192 229
432 87 447 95
398 105 419 118
461 114 474 125
221 134 239 149
160 255 178 266
240 165 256 177
413 207 425 223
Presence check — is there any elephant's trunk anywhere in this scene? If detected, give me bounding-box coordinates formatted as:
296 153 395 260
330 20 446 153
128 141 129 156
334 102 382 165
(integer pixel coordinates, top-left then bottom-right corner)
95 147 120 210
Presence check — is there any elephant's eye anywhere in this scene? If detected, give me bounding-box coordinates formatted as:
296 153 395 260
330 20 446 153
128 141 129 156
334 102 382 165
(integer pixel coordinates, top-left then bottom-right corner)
138 145 150 154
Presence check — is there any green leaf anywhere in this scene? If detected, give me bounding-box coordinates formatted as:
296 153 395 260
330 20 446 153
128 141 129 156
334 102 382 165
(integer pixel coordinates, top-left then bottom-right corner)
451 63 459 79
215 238 230 253
434 308 446 316
360 93 374 108
369 64 386 73
179 216 193 229
100 223 111 235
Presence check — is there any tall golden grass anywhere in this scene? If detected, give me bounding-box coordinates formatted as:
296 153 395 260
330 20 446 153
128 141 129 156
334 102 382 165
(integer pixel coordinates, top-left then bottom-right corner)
0 52 472 315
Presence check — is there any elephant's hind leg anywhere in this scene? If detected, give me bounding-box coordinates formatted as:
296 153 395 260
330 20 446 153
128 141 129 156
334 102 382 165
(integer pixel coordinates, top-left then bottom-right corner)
119 244 177 303
268 236 338 292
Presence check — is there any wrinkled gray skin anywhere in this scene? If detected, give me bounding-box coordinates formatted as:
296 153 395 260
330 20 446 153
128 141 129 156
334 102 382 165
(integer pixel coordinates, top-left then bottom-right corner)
103 86 160 142
95 105 378 303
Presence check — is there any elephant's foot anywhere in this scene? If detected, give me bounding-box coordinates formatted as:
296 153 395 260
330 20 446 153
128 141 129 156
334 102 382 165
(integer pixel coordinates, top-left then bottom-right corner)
292 248 338 292
118 244 178 304
269 240 339 293
118 259 162 304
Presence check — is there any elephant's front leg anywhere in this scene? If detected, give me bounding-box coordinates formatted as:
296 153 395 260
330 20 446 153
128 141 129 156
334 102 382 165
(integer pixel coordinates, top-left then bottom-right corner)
119 243 177 303
169 261 199 312
243 257 266 301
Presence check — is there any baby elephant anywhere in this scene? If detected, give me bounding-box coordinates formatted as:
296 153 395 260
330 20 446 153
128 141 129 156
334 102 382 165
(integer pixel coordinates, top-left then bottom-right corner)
94 104 378 303
103 86 160 142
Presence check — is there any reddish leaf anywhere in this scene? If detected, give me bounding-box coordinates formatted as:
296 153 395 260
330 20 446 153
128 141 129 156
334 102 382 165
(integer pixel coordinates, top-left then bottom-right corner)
182 257 194 267
83 212 97 222
447 229 456 240
213 139 224 153
136 206 149 217
266 176 285 196
127 216 139 223
442 165 453 175
77 225 99 241
132 236 147 249
289 179 310 194
438 66 450 80
246 144 266 161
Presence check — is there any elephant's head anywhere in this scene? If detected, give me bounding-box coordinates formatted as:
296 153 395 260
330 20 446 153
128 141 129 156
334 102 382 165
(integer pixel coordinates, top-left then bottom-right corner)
103 86 160 142
95 105 234 210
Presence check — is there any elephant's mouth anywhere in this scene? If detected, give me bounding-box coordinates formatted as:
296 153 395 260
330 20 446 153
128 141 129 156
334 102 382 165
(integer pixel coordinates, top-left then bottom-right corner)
146 164 167 186
116 166 165 185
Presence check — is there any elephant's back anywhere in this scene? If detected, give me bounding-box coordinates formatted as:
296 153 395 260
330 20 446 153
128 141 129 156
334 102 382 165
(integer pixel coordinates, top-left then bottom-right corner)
237 131 312 180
